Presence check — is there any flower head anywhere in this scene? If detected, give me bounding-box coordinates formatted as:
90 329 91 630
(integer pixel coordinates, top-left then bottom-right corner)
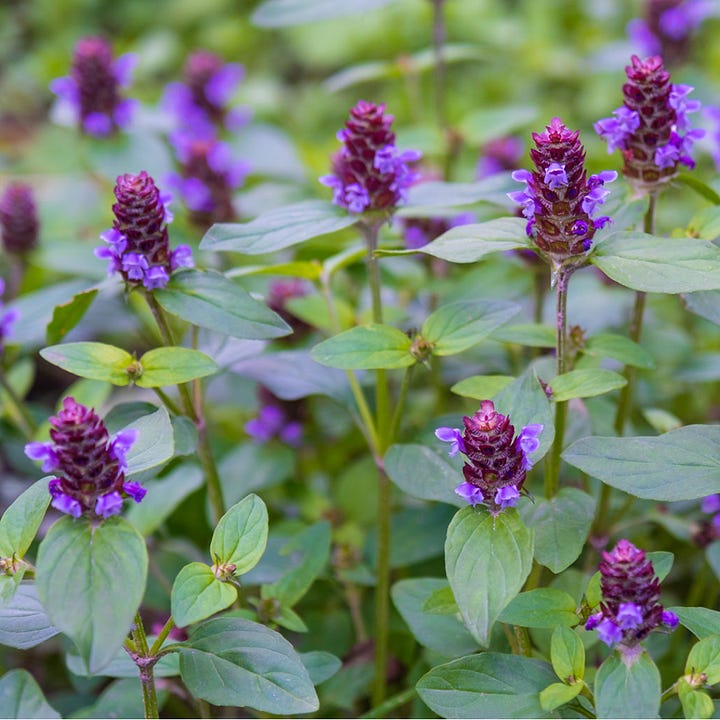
50 36 137 137
24 397 144 520
584 539 678 652
508 118 616 267
0 184 39 255
95 171 193 291
594 55 703 193
320 101 421 215
436 400 543 515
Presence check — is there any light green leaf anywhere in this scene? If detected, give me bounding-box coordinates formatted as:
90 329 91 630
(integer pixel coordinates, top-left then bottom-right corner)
670 606 720 639
46 288 98 345
423 585 459 615
210 494 269 574
36 516 148 673
39 342 134 385
0 481 51 559
684 290 720 326
539 682 582 713
594 651 661 719
460 105 539 146
686 635 720 685
584 333 655 369
563 425 720 501
0 669 60 719
171 562 237 628
491 323 556 348
179 617 318 714
550 625 585 681
124 406 174 476
445 507 534 646
136 347 218 388
647 551 674 581
679 686 714 720
550 369 626 402
450 375 515 400
422 300 519 356
310 324 414 370
498 588 578 628
252 0 397 26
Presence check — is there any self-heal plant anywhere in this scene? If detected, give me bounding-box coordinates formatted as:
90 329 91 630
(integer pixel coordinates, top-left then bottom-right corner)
0 183 39 256
436 400 543 514
50 36 138 137
24 397 144 519
95 171 193 291
0 279 19 350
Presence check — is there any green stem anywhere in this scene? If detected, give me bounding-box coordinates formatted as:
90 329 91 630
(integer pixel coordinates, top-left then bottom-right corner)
431 0 447 131
132 612 159 720
660 683 679 704
0 369 37 440
388 365 414 443
545 267 571 498
361 687 416 719
152 387 183 417
149 617 176 656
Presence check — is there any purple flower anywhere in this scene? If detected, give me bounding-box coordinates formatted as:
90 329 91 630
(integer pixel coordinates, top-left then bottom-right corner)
0 183 39 255
616 602 644 629
24 397 143 520
245 389 304 447
597 618 624 647
435 427 466 457
454 481 484 506
320 101 421 214
50 36 138 137
702 494 720 513
476 136 524 178
0 278 18 350
494 485 520 510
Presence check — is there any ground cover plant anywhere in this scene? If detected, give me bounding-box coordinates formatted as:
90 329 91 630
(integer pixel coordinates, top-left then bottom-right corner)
2 0 720 717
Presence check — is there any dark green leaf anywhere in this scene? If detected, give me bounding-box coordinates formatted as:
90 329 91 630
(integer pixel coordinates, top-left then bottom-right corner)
210 494 268 573
179 617 318 714
0 669 60 719
124 406 174 476
66 646 180 678
592 232 720 293
450 375 514 400
417 653 556 718
419 218 530 263
155 269 290 340
550 625 585 681
200 200 355 253
46 288 98 345
445 507 534 646
0 480 51 558
584 333 655 369
72 678 148 720
519 488 595 573
252 0 397 26
136 347 218 387
491 323 556 348
563 425 720 501
36 516 148 673
686 635 720 684
594 651 660 719
171 562 237 628
550 369 626 402
300 651 341 685
539 682 582 713
498 588 578 628
39 341 134 385
0 583 59 649
311 324 414 370
669 606 720 639
422 300 519 356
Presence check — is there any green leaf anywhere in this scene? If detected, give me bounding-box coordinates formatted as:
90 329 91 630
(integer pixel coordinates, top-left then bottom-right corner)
66 645 179 678
401 174 519 212
392 578 478 658
155 269 290 340
73 678 150 720
126 465 203 536
563 425 720 501
678 680 714 720
200 200 355 253
419 218 530 263
179 617 318 714
171 562 237 628
300 651 341 685
592 232 720 293
39 341 134 385
384 444 464 507
252 0 397 26
498 588 578 628
550 369 626 402
676 172 720 204
670 606 720 639
0 481 51 558
36 517 148 673
46 288 98 345
285 294 355 333
0 583 59 649
539 682 582 713
519 488 595 573
491 323 556 348
584 333 655 369
684 290 720 326
422 300 519 356
210 494 269 574
135 347 218 388
647 551 673 581
460 105 539 146
450 375 514 400
423 585 459 615
0 669 60 719
310 324 414 370
445 507 534 646
124 406 174 476
594 651 661 719
686 635 720 684
550 625 585 682
417 653 556 718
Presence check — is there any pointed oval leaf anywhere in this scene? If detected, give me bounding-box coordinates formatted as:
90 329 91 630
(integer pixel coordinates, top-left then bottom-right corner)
155 269 290 340
179 616 318 714
585 333 655 369
417 653 556 719
491 323 556 348
171 562 237 628
679 686 714 720
592 232 720 293
39 342 133 385
550 625 585 682
0 480 51 558
669 606 720 639
451 375 514 400
0 669 60 719
498 588 579 628
136 347 218 388
594 652 661 719
300 651 341 685
124 406 174 476
36 516 148 673
46 288 98 345
563 425 720 501
311 324 414 369
445 507 534 646
550 369 626 402
686 635 720 685
539 682 582 713
422 300 519 356
419 218 530 263
200 200 355 253
210 494 269 573
0 583 59 650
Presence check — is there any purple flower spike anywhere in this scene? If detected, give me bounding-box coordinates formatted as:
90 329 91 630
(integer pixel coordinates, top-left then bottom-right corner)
435 427 465 457
0 183 39 255
617 602 644 629
454 481 484 506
